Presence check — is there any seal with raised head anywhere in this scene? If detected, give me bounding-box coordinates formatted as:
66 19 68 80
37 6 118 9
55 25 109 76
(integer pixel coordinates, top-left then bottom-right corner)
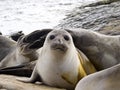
17 30 96 90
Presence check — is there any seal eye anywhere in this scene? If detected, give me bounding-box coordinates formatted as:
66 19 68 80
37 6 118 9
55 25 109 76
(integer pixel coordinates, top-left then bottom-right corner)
49 35 55 40
64 35 69 41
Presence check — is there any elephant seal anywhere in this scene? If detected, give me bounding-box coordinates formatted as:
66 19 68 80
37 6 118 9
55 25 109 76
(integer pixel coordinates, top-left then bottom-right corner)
22 28 120 71
17 30 96 90
0 35 38 69
75 63 120 90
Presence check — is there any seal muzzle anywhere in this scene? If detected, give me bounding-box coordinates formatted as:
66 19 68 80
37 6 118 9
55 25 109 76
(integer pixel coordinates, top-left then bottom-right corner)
51 43 68 52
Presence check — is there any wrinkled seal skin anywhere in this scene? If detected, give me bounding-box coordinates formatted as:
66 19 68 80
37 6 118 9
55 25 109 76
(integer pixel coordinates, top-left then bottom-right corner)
21 28 120 71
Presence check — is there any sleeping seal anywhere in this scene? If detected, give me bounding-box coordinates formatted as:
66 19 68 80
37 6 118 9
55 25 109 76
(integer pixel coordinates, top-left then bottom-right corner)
17 30 96 90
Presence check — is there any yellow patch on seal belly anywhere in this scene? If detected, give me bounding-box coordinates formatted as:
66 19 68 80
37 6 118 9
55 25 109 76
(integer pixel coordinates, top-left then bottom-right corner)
77 49 97 79
61 72 78 85
61 49 97 85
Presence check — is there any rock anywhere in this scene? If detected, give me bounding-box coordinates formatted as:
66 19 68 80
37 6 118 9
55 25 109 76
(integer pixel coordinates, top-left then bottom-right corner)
0 75 66 90
55 0 120 34
83 0 120 7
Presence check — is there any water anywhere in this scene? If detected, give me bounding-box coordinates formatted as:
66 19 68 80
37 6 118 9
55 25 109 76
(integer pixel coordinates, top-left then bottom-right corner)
0 0 96 35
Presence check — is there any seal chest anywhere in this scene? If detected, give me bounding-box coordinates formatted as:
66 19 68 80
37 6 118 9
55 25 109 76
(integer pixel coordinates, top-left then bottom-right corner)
17 30 96 90
36 30 80 89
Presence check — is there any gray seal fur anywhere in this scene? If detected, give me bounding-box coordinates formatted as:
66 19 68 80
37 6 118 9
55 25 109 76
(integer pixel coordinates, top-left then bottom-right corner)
75 63 120 90
0 35 38 69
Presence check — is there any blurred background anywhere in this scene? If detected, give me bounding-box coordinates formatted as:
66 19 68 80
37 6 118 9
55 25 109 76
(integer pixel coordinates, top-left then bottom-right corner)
0 0 96 35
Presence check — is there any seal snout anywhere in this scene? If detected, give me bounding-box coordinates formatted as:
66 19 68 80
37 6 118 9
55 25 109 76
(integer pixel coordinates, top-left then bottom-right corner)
46 30 71 52
50 36 68 52
51 43 68 52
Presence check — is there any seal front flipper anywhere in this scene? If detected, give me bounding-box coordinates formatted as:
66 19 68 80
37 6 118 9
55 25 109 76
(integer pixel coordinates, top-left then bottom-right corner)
16 66 40 83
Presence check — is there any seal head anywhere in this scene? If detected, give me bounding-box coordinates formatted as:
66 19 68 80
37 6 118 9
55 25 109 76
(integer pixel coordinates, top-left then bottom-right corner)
44 30 73 53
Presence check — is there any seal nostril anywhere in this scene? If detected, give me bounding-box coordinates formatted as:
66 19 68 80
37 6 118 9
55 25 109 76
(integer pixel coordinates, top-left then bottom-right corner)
64 35 69 41
49 35 55 40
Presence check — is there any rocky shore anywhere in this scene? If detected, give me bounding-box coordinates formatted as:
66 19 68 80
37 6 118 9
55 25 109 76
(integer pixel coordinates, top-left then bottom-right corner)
55 0 120 35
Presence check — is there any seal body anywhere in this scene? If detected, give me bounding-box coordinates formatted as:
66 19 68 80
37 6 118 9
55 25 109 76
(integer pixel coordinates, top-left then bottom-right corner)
75 63 120 90
17 30 96 90
0 35 16 62
36 43 79 89
0 35 38 69
67 28 120 70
